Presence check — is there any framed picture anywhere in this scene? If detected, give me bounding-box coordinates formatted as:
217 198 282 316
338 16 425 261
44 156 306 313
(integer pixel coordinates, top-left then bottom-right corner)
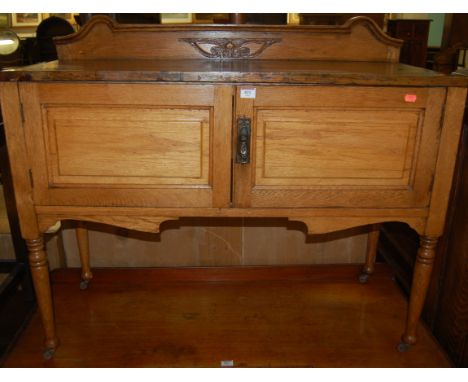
160 13 192 24
0 13 10 28
12 13 42 27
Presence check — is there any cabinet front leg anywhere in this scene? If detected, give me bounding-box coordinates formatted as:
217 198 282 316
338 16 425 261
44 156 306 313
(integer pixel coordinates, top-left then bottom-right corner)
399 235 438 351
27 237 58 358
76 222 93 290
359 223 380 283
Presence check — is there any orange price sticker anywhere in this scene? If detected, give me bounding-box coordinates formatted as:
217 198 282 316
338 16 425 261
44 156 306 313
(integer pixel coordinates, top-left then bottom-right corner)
404 94 417 103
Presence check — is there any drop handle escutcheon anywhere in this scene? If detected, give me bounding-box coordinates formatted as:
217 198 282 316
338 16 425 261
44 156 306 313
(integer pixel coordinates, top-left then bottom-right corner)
236 117 251 164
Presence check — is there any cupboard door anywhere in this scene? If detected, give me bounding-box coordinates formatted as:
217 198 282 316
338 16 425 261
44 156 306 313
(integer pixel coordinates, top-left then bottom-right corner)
233 86 445 209
21 83 232 208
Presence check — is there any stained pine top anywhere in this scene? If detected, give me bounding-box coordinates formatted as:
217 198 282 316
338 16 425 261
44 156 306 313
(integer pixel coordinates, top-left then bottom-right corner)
1 59 466 87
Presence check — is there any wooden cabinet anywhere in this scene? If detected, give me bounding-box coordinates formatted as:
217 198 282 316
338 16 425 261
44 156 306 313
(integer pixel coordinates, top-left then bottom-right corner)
0 16 467 359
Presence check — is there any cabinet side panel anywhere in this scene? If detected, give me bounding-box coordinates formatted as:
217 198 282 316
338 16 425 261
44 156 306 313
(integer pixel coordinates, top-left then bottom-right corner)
0 83 39 239
425 87 468 236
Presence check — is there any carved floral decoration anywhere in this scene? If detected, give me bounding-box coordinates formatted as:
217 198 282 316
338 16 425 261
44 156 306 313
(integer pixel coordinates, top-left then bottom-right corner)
179 38 281 59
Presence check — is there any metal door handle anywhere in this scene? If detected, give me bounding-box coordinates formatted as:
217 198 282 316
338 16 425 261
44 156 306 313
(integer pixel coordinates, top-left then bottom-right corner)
236 117 251 164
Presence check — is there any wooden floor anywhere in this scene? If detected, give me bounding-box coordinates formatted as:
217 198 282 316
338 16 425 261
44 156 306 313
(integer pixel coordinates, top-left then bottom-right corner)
3 264 451 367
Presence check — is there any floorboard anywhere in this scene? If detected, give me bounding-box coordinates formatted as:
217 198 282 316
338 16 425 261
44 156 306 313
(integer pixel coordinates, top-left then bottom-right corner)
2 264 452 367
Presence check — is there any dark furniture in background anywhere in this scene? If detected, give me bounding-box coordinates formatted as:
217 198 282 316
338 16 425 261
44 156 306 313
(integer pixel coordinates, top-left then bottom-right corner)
76 13 161 26
387 19 431 67
76 13 287 26
433 14 468 74
243 14 287 25
35 16 75 62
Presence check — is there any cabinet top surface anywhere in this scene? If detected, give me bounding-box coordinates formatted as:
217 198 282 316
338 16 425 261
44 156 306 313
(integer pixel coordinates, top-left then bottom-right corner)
0 15 466 87
2 59 466 87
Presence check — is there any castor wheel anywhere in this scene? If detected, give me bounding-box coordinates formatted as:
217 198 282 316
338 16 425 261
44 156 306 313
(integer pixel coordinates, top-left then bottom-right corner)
397 342 411 352
358 272 369 283
43 348 55 360
79 279 90 290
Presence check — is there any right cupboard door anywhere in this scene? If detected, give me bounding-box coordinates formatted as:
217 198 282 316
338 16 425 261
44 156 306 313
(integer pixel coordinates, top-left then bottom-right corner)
233 86 446 209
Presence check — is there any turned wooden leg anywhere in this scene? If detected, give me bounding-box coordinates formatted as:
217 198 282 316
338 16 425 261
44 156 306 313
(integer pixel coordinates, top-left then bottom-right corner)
359 224 380 283
399 235 438 351
26 237 58 359
76 222 93 290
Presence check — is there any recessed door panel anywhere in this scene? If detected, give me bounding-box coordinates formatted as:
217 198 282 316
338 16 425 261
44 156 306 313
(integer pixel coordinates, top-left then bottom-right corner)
256 108 420 186
45 106 210 186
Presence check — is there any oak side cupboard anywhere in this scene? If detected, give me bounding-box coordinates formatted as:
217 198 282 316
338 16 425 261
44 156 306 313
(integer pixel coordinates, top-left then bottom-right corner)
0 16 467 359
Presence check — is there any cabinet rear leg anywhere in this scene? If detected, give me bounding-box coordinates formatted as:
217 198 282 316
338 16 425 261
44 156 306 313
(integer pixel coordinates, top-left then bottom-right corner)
76 222 93 290
398 235 438 351
359 224 380 283
26 237 58 358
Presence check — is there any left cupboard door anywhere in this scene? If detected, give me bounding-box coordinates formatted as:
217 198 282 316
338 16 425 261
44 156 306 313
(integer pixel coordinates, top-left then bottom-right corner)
20 83 233 208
